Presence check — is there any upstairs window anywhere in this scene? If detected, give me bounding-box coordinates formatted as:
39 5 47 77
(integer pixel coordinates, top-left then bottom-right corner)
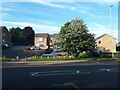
38 38 43 42
98 41 101 44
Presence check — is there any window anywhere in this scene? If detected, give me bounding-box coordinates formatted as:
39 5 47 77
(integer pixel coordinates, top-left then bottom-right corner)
51 38 53 40
98 41 101 44
38 38 43 42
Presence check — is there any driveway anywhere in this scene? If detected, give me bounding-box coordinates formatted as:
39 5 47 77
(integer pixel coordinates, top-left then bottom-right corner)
2 45 34 59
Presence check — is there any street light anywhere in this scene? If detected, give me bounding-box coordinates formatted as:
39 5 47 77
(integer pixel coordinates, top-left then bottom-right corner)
110 5 114 58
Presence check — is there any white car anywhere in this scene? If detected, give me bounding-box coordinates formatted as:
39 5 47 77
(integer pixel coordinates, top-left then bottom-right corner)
3 44 10 48
54 48 61 52
30 46 40 50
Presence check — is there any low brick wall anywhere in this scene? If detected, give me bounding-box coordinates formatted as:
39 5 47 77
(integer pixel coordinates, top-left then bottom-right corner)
23 49 45 55
102 53 120 58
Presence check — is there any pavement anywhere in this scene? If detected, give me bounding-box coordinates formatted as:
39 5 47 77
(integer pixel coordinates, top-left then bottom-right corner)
2 60 119 68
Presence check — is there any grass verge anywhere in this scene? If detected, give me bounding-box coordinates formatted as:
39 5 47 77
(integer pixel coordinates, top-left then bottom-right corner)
27 57 120 61
0 57 12 61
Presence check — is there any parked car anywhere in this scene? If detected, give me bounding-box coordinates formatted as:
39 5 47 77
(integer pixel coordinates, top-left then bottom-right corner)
2 44 10 49
30 46 40 50
54 47 61 52
44 48 53 54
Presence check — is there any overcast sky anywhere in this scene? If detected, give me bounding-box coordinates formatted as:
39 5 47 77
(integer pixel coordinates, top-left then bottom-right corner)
1 0 118 41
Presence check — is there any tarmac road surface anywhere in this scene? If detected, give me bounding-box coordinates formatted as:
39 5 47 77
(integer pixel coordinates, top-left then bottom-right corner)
2 63 120 89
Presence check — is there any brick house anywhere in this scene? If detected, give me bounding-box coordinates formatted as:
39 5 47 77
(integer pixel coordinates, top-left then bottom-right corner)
1 26 11 45
34 33 51 49
96 34 116 53
50 34 59 45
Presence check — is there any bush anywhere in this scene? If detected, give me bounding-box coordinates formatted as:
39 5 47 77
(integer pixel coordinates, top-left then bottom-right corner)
78 51 90 58
92 52 100 57
60 52 69 57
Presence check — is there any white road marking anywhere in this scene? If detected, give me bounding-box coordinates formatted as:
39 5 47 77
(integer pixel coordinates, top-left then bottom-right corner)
99 68 119 72
100 69 111 71
53 83 79 89
29 70 91 76
76 70 80 73
30 72 39 76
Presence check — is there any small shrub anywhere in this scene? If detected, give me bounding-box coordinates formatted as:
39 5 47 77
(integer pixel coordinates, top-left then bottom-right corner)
78 51 90 58
60 52 69 57
92 52 100 57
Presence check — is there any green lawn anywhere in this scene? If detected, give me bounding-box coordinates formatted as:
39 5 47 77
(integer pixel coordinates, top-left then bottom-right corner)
0 57 12 61
27 57 120 61
27 57 76 61
1 56 120 61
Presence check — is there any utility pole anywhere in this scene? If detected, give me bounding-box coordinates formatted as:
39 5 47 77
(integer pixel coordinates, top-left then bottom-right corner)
110 5 114 58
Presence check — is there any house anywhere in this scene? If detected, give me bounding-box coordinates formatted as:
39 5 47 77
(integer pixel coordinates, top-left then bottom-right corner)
49 34 60 49
116 42 120 52
50 34 59 45
96 34 116 53
1 26 11 45
34 33 51 49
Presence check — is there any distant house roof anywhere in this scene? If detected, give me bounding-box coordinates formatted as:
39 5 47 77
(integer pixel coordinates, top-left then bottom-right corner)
35 33 49 37
0 26 11 34
0 26 7 30
50 34 59 38
96 34 116 40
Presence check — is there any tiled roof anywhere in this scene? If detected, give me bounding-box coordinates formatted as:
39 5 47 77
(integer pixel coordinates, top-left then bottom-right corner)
0 26 6 29
35 33 49 37
50 34 59 38
96 34 116 40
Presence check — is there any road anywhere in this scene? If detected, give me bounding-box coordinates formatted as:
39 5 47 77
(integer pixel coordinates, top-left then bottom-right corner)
2 64 120 89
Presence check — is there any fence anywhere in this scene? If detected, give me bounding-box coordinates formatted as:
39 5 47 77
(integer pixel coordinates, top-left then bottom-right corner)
102 53 120 58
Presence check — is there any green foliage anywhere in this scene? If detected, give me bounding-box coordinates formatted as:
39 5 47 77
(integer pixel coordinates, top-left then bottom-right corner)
10 27 24 45
78 51 90 58
27 57 74 61
23 26 35 45
10 26 35 45
0 57 11 61
59 18 96 57
27 57 120 61
60 52 69 57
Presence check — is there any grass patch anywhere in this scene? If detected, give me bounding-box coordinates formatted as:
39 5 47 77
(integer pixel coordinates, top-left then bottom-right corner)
27 57 120 61
27 57 77 61
0 57 12 61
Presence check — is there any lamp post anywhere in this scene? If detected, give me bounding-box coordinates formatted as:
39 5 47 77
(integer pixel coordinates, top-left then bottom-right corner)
110 5 114 58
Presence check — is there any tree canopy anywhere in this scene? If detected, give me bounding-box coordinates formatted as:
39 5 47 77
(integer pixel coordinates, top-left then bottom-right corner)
59 18 96 57
10 27 23 45
23 26 35 45
10 26 35 45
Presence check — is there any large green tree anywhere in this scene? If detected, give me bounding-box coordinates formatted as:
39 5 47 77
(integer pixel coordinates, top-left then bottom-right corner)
59 18 96 57
23 26 35 45
10 27 24 45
